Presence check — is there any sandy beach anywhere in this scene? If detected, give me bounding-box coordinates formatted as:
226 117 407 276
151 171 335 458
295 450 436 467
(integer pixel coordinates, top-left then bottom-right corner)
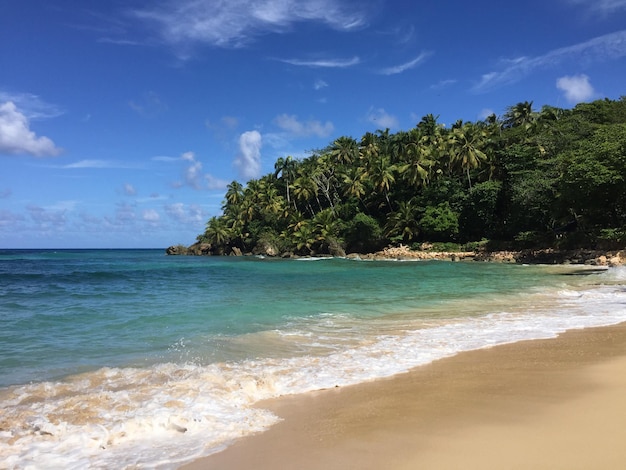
183 322 626 470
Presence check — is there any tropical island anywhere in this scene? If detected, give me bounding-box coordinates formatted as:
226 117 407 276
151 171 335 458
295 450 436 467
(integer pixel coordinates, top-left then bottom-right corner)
168 97 626 264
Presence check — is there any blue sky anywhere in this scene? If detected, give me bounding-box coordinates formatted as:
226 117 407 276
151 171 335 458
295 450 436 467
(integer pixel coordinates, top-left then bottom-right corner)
1 0 626 248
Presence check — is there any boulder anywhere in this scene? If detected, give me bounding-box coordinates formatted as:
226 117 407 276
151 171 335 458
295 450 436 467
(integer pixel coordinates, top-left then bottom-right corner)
166 245 188 255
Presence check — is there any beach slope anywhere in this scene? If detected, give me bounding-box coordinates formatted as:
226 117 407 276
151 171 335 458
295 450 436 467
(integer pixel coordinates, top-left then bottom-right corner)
183 323 626 470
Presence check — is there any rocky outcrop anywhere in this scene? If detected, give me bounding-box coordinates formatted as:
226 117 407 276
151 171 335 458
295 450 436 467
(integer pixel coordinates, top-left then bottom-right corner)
167 241 625 265
366 245 475 261
345 245 625 265
166 245 190 255
166 243 213 255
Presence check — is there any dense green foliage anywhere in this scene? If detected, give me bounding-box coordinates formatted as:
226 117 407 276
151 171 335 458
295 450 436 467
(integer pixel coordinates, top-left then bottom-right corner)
197 97 626 255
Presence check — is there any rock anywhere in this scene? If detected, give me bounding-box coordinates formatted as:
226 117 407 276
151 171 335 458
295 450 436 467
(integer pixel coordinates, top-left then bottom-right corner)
166 245 188 255
230 247 242 256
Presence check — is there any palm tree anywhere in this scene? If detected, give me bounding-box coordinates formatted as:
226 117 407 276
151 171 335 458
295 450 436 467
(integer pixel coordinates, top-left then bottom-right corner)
450 123 488 189
503 101 536 129
368 154 396 209
259 184 285 218
359 131 379 162
290 220 316 255
385 200 420 244
204 216 231 251
330 136 359 165
223 181 244 218
273 156 297 208
401 129 433 188
341 167 366 199
291 175 319 216
312 208 338 247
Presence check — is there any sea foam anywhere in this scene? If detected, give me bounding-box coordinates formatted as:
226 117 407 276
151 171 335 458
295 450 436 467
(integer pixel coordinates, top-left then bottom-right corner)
1 269 626 469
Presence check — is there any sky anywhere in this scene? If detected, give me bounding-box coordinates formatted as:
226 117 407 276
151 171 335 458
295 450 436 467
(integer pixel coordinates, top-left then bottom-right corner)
1 0 626 249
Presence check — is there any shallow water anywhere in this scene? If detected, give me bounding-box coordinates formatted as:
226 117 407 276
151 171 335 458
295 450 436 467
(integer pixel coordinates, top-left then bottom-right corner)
1 250 625 469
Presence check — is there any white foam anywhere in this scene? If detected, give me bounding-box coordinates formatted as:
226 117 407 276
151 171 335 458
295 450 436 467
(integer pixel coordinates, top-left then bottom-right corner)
1 276 625 469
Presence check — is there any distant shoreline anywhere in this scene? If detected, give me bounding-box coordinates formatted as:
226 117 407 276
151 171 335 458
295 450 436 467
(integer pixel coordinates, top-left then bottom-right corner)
167 243 625 266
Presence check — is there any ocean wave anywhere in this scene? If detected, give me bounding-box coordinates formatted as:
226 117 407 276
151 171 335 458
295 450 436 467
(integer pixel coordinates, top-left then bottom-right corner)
2 279 626 469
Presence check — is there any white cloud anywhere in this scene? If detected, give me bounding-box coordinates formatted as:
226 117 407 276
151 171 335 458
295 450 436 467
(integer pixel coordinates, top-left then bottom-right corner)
473 30 626 92
27 204 67 229
0 101 62 157
132 0 367 57
430 79 457 90
274 114 334 138
234 130 262 180
142 209 160 222
177 151 228 190
278 56 360 68
62 159 129 169
0 92 64 120
314 79 328 90
182 152 203 189
165 202 205 224
366 108 399 129
152 155 179 162
0 209 25 228
205 174 229 190
124 183 137 195
379 51 432 75
556 74 596 103
105 202 137 226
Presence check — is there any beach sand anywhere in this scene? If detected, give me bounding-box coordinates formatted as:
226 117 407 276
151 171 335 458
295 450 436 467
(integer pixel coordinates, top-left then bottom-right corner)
182 323 626 470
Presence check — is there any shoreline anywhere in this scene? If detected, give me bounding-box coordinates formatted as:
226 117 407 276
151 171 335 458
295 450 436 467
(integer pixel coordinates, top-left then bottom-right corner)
183 322 626 469
168 243 626 266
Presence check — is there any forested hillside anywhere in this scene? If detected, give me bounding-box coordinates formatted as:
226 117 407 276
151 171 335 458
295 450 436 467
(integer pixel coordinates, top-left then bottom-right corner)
195 97 626 256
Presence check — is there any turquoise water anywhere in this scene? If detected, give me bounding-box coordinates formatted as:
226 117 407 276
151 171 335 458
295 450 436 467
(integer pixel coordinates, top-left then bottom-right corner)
1 249 625 469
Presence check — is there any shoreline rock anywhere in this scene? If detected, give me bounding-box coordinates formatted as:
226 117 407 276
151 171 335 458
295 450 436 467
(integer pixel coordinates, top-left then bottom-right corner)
166 243 625 266
348 245 625 266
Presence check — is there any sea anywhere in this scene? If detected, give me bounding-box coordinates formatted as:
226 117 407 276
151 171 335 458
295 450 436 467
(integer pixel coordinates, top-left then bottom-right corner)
1 249 625 469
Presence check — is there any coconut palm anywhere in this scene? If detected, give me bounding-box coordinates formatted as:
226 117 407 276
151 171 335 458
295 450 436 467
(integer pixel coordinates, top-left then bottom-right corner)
384 199 420 244
503 101 536 129
204 216 231 249
330 136 359 165
273 156 297 207
450 123 488 188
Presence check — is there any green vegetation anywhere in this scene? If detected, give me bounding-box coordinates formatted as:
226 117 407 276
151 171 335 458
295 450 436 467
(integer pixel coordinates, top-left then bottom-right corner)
196 97 626 256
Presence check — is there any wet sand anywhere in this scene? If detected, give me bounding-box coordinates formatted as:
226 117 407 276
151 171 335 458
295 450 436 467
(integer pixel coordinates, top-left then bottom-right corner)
183 323 626 470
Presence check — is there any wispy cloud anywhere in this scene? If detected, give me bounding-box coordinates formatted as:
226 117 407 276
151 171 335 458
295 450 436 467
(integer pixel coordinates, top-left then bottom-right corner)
379 51 432 75
366 108 399 129
176 151 229 191
129 91 168 117
61 159 131 169
565 0 626 13
278 56 360 68
273 114 334 138
123 183 137 196
97 37 143 46
314 79 329 90
131 0 368 55
430 79 458 90
152 155 179 162
0 91 64 120
165 202 205 225
473 30 626 92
